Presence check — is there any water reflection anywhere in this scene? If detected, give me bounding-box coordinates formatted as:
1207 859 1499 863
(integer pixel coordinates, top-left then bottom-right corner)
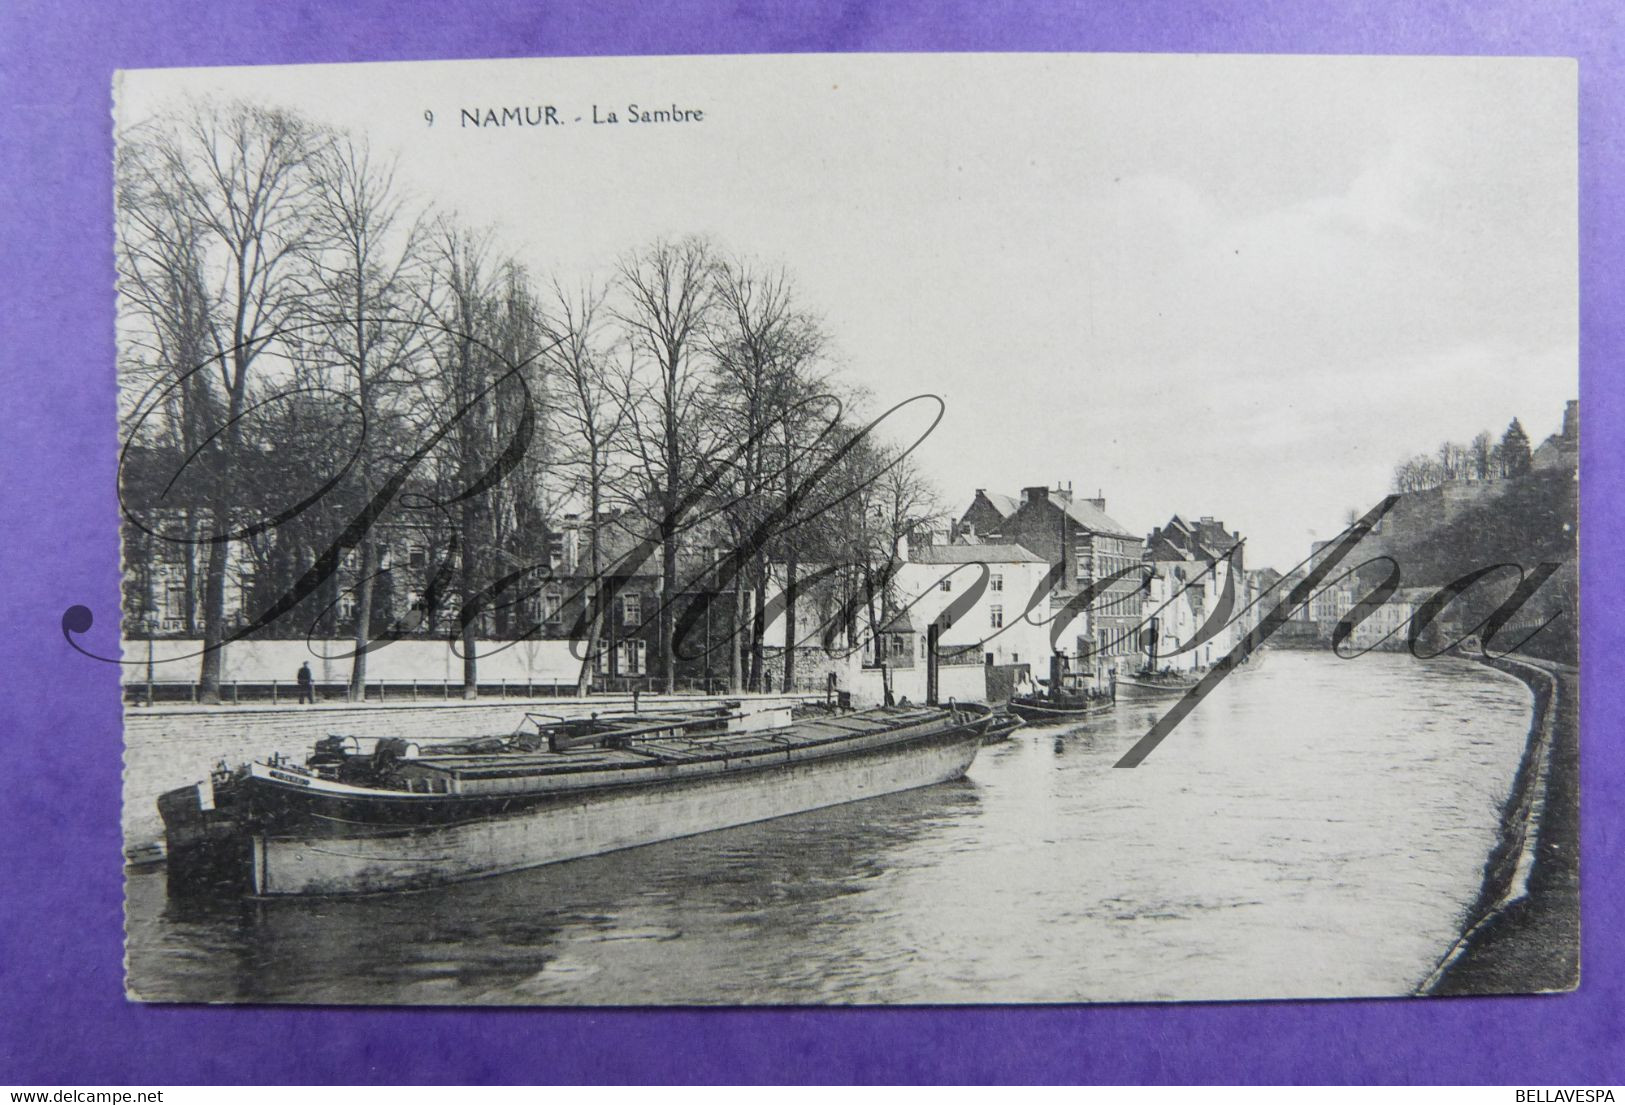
126 652 1532 1005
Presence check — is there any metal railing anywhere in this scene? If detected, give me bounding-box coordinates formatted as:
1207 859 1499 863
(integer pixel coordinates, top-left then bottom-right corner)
125 678 586 706
125 674 751 706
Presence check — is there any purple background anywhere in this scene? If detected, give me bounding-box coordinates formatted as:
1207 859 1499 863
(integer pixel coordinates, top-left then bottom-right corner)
1 0 1619 1085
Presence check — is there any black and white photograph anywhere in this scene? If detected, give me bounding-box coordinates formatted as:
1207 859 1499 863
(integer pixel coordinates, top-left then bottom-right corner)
114 52 1579 1005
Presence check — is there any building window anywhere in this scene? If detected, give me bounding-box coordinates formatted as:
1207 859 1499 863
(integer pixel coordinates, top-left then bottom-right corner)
622 593 641 626
989 604 1004 628
409 545 427 569
623 639 646 675
543 586 563 624
939 577 952 592
990 573 1003 592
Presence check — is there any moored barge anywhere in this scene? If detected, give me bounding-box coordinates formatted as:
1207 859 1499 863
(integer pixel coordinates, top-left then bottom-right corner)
158 703 990 897
1113 672 1200 701
1007 694 1116 724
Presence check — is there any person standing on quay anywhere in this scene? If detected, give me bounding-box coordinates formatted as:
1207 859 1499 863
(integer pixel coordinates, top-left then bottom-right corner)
297 661 314 705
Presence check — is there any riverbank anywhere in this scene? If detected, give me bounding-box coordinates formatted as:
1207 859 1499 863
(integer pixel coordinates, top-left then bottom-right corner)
1422 654 1579 995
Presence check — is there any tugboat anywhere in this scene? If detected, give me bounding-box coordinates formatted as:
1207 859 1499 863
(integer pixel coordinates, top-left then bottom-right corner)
157 702 992 897
1007 655 1116 724
1115 621 1204 701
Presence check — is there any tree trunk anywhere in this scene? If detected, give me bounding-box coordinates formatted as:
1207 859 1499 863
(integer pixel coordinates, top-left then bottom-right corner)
348 540 375 701
459 507 478 699
781 443 798 693
183 510 200 636
575 480 603 696
730 567 744 693
660 518 678 694
576 587 602 697
196 508 230 704
782 549 797 693
748 550 767 690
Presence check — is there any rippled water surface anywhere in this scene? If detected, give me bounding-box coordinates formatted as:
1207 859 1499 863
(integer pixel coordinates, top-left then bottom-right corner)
125 652 1533 1004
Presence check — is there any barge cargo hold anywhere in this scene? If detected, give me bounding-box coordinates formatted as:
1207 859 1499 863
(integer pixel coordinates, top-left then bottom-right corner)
158 704 990 897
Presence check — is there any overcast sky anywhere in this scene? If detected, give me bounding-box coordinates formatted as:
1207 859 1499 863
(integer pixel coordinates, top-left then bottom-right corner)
118 52 1577 571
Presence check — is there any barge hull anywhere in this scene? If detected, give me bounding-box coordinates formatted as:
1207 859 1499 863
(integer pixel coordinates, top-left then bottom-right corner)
1007 701 1113 724
252 723 981 895
1113 680 1193 702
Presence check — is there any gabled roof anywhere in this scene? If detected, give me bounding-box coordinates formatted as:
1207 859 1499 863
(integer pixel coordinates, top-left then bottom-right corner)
1061 498 1137 540
911 541 1046 565
1189 519 1239 557
1145 534 1191 562
979 491 1020 518
1148 515 1241 562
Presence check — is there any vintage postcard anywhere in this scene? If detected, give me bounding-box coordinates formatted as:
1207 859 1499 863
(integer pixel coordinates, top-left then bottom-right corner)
113 52 1578 1005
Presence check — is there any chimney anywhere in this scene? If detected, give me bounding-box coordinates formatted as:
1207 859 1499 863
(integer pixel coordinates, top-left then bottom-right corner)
1021 485 1049 507
1086 497 1106 511
1563 400 1578 443
1051 482 1073 505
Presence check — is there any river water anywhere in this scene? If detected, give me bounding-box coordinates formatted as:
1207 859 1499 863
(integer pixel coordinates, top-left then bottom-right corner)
125 651 1533 1004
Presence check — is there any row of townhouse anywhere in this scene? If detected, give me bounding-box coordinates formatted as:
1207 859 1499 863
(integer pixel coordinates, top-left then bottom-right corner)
852 484 1265 692
1142 514 1249 673
127 478 1310 697
959 483 1148 687
1265 539 1428 652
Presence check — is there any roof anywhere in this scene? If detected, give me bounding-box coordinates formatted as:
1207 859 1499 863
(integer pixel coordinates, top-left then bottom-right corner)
1189 519 1239 557
1146 515 1241 561
1061 498 1137 540
1145 534 1191 562
979 491 1020 518
911 542 1046 565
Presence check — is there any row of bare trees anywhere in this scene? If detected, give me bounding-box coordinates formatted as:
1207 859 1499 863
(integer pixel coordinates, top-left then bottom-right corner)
1391 420 1534 495
117 99 939 702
